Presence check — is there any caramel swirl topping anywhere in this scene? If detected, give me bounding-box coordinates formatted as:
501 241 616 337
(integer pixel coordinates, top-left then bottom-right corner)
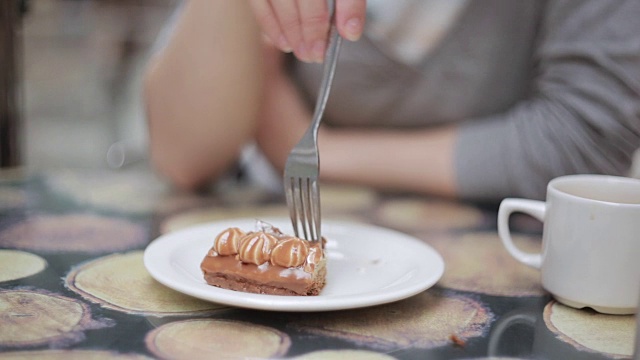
270 237 310 268
212 227 245 256
237 232 278 265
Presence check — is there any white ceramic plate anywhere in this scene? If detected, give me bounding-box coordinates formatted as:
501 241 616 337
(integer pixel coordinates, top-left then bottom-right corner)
144 217 444 312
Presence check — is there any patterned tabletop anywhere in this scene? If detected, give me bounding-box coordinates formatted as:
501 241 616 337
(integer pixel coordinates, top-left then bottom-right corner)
0 168 635 359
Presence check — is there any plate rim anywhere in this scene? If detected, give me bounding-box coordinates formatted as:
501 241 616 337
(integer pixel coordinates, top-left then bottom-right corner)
144 217 444 312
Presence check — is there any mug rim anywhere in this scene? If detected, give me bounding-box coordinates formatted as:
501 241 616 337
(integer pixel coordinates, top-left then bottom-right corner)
548 174 640 207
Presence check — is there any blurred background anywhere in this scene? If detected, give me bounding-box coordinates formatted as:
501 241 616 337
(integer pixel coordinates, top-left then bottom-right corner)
2 0 640 177
2 0 179 171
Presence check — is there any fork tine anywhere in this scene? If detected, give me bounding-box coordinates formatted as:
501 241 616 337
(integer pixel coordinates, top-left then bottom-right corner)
285 175 322 242
308 179 321 241
284 176 299 238
302 178 317 241
298 177 312 240
291 177 307 239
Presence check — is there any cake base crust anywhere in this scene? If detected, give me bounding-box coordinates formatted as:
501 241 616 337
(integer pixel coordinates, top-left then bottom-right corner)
203 265 326 296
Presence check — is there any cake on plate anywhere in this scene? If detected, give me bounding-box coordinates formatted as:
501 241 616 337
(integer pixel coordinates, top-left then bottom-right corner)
200 222 326 296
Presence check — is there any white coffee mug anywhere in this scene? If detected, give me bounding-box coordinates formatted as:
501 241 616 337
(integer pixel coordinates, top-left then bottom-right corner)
498 174 640 315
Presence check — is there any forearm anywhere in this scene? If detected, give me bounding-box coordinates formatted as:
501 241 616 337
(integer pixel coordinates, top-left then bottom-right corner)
257 66 458 197
320 126 457 197
144 0 263 190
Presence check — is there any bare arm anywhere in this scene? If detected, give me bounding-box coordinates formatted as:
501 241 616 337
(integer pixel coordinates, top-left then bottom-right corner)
321 126 457 197
256 64 457 197
144 0 263 190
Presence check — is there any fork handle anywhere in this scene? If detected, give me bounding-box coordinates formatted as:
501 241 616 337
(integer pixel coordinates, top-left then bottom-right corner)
307 13 343 140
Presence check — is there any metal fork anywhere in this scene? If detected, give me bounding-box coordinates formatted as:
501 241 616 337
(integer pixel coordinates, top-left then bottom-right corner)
283 11 342 242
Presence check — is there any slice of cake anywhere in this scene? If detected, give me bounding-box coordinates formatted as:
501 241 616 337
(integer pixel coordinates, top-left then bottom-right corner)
200 222 326 296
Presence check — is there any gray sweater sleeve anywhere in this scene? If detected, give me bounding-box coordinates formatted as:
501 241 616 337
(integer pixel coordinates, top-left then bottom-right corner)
455 0 640 201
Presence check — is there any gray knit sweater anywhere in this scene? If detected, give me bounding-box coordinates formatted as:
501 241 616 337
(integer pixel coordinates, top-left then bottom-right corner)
292 0 640 201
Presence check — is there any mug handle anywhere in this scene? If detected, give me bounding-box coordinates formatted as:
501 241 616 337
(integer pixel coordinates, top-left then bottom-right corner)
497 198 545 269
